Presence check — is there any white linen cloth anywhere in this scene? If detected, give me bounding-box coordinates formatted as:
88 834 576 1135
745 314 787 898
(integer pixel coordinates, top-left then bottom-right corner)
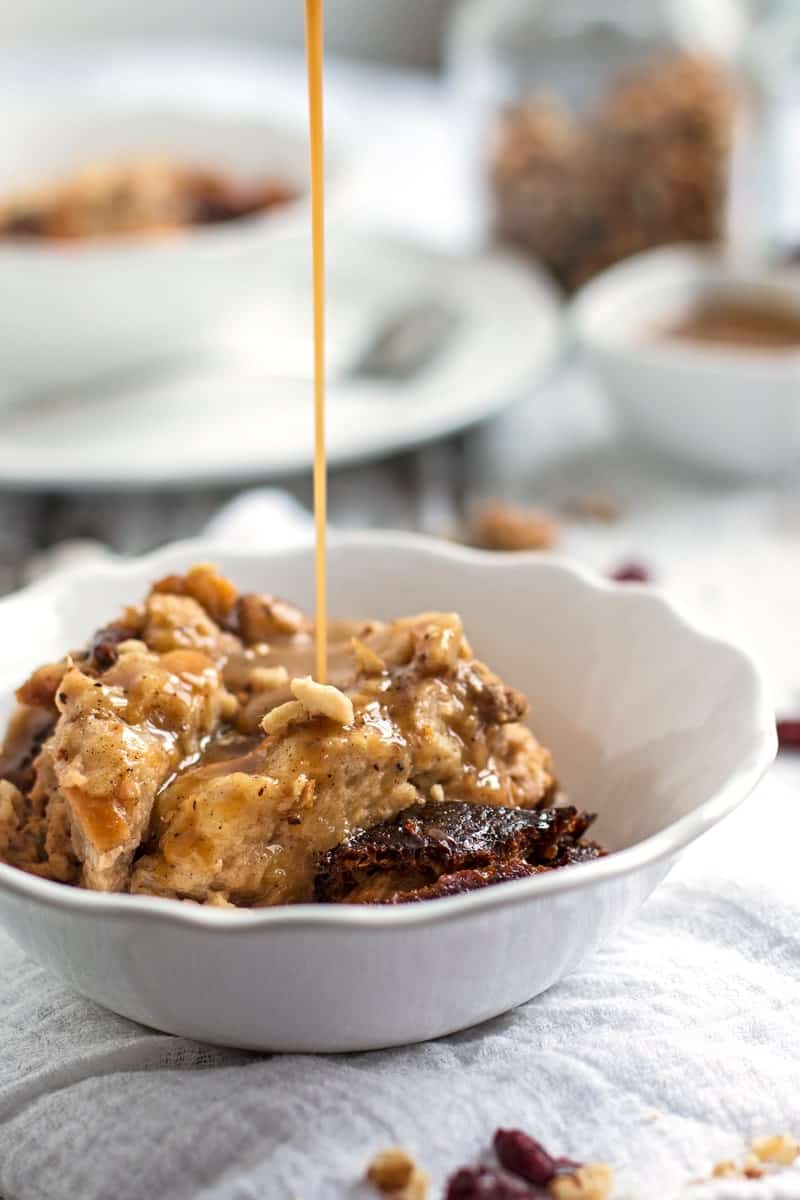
1 489 799 1200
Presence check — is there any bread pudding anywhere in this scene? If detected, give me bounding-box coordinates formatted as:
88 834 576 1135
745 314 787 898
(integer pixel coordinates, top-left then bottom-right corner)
0 565 602 906
0 158 297 241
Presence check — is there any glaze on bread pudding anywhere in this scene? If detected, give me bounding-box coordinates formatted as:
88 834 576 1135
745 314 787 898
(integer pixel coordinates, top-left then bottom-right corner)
0 566 601 906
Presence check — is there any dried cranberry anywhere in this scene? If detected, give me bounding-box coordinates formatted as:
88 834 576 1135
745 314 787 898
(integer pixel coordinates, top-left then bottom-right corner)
446 1164 536 1199
87 624 133 672
493 1129 557 1185
777 719 800 750
610 562 652 583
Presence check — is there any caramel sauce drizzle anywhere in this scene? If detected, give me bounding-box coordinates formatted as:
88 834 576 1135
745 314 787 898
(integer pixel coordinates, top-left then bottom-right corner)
305 0 328 682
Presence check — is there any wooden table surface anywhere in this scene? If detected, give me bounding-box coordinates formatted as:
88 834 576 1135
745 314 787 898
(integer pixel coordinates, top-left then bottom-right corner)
0 433 472 596
0 363 600 594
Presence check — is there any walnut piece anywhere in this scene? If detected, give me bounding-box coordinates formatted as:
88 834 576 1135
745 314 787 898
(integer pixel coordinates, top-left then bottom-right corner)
548 1163 614 1200
261 700 307 736
471 501 559 553
250 665 289 691
367 1147 428 1200
566 493 622 523
184 563 238 623
116 639 149 656
237 594 305 641
352 637 386 675
290 676 354 725
751 1134 800 1166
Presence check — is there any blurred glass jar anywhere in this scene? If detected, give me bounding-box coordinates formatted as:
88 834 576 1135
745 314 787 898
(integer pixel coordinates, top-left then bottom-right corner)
446 0 751 291
744 1 800 257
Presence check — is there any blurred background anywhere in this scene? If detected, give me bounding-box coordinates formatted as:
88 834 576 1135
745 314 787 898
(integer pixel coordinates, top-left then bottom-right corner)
0 0 454 67
1 0 800 712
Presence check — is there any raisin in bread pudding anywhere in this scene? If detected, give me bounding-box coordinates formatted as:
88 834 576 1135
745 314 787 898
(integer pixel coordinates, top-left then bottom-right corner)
0 565 601 907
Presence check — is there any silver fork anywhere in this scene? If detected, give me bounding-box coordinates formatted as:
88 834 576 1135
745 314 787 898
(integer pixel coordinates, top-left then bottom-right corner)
345 297 461 381
0 297 462 419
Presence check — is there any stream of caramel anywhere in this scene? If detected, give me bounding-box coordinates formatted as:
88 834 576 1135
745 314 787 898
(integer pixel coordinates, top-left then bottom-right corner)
305 0 328 682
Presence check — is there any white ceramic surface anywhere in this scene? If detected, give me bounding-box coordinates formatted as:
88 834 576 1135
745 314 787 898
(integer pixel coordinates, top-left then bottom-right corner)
0 535 776 1051
572 245 800 477
0 101 341 395
0 241 562 489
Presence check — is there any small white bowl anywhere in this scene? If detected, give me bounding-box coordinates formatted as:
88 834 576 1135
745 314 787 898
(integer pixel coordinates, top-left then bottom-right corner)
0 100 344 396
572 245 800 477
0 535 776 1051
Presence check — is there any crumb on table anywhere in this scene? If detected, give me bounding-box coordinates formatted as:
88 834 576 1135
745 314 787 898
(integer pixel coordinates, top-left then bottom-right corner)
367 1147 429 1200
470 500 560 552
548 1162 614 1200
565 493 622 523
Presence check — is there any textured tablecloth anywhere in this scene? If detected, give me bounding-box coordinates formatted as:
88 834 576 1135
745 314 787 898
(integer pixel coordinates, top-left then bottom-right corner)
1 491 799 1200
0 766 798 1200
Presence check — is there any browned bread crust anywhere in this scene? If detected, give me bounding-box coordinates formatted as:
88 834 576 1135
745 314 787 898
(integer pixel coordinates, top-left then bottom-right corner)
315 801 603 904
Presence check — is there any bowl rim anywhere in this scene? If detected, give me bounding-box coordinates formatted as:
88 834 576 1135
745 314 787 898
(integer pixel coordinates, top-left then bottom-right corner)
0 531 777 933
570 243 800 377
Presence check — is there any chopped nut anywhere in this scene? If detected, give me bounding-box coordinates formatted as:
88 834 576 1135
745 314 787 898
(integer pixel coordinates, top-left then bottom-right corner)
298 778 316 808
249 665 289 691
238 594 305 641
471 500 559 553
292 772 309 799
291 676 354 725
548 1163 614 1200
115 639 149 656
15 659 69 708
751 1134 800 1166
367 1147 428 1199
151 573 189 597
184 563 239 623
413 617 464 674
220 692 239 720
368 1148 415 1191
566 493 622 523
269 600 305 635
120 604 146 632
352 637 386 675
430 784 445 803
712 1160 738 1178
261 700 307 736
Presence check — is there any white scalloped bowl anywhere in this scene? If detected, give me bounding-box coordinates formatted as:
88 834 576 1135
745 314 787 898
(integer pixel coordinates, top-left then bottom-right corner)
0 535 776 1051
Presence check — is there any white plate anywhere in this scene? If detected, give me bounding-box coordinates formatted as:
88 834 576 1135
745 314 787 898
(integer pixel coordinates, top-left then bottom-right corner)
0 239 562 489
0 534 776 1051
